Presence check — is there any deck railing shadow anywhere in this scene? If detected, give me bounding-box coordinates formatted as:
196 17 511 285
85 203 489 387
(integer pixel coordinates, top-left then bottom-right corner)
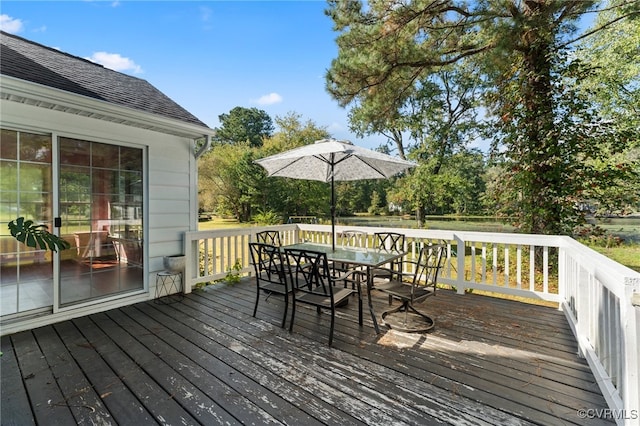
184 223 640 425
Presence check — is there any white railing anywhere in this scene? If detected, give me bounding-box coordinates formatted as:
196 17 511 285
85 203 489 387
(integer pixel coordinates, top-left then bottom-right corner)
183 224 300 287
183 223 640 424
559 237 640 424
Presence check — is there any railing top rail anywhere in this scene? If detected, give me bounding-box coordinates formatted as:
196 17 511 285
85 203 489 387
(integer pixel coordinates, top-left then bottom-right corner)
184 223 299 239
295 223 564 246
559 236 640 295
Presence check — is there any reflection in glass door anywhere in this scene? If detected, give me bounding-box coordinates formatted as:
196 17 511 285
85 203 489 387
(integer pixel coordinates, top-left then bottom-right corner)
0 129 54 316
59 138 144 306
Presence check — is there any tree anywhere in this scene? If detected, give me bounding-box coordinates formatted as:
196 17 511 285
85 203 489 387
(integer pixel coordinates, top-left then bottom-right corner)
325 0 639 234
198 142 262 222
213 107 274 147
573 3 640 215
367 190 383 215
390 148 485 218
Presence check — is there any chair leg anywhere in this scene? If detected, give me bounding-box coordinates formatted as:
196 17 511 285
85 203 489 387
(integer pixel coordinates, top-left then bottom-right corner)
289 299 296 332
328 309 335 346
281 294 288 328
381 301 435 333
253 289 260 317
355 275 363 326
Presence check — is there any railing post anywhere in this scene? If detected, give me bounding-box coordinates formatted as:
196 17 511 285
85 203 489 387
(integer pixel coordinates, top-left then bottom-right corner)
558 245 566 309
576 264 592 359
183 233 195 294
454 234 466 294
622 278 640 425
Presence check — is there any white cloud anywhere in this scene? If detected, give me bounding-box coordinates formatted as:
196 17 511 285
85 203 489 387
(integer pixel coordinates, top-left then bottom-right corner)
0 14 24 34
85 52 143 74
200 6 212 22
199 6 213 30
251 92 283 106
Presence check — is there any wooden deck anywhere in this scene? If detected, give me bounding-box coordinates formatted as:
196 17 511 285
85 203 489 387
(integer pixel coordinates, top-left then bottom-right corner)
1 277 614 425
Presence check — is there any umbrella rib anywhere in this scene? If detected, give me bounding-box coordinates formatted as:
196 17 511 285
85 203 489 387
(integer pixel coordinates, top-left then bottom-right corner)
313 153 336 182
347 156 387 179
267 156 309 177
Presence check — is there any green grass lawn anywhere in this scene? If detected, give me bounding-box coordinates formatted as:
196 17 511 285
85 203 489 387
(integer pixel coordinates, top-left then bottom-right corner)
199 217 251 230
588 244 640 272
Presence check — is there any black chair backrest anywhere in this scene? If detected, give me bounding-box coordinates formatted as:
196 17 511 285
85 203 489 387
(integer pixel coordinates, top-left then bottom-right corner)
256 230 281 246
284 248 333 296
374 232 405 252
249 242 286 282
412 244 445 288
339 230 367 248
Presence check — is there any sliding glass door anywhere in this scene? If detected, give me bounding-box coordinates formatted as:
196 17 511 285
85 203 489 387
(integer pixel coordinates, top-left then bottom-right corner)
58 137 144 306
1 129 145 318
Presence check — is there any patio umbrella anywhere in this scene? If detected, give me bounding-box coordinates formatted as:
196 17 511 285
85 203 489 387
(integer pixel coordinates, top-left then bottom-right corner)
255 138 416 250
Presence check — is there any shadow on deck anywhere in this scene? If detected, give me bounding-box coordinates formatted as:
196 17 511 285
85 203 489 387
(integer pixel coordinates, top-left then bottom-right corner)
1 277 614 425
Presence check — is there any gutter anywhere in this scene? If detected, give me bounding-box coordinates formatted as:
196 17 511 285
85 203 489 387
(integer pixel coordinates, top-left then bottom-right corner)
195 133 213 159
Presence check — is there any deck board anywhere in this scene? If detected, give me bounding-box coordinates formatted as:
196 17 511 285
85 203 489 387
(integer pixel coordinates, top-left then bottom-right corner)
53 320 155 425
1 277 614 425
1 334 36 426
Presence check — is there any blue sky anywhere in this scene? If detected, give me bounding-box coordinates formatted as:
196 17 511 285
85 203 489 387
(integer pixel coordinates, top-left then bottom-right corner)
1 1 390 149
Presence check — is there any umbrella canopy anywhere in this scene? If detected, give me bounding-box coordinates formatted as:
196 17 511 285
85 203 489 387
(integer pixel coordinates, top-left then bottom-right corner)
255 138 416 250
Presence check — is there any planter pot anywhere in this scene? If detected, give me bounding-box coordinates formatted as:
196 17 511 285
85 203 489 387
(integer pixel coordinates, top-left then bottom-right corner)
163 255 185 273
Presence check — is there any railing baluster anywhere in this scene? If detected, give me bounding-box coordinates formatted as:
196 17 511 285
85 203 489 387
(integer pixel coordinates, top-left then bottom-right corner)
481 243 487 284
517 244 522 289
543 246 549 293
504 245 509 287
529 245 535 291
492 244 498 286
471 244 476 283
204 239 210 277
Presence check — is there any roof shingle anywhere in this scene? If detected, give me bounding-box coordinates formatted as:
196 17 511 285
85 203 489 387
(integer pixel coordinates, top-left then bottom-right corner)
1 31 208 128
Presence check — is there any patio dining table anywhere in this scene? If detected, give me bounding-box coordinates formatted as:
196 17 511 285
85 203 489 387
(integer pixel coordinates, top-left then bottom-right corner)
285 242 407 333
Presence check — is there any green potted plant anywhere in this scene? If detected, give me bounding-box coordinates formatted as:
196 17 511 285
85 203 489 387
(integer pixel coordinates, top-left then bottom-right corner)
8 217 70 252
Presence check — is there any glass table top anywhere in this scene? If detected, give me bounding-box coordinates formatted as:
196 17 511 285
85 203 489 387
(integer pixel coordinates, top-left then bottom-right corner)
284 242 405 267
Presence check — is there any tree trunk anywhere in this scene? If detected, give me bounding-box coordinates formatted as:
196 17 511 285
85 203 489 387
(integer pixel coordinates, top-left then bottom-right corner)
519 2 562 235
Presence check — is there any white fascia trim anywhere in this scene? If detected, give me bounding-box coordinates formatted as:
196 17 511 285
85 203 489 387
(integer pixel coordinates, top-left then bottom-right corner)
0 75 216 139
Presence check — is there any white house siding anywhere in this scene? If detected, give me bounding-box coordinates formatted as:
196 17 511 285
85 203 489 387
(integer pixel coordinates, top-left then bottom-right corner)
1 98 199 334
148 140 194 267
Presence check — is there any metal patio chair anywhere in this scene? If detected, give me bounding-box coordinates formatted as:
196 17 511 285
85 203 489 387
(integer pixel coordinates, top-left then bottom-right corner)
374 243 445 333
284 248 362 346
249 242 291 328
333 230 368 289
371 232 406 280
256 230 282 246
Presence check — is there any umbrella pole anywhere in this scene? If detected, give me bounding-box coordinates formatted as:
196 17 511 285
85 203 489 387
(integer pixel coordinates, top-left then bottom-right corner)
331 173 335 251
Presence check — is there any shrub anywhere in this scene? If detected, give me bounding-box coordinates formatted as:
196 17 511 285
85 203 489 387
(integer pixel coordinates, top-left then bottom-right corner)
574 225 624 248
252 209 281 225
